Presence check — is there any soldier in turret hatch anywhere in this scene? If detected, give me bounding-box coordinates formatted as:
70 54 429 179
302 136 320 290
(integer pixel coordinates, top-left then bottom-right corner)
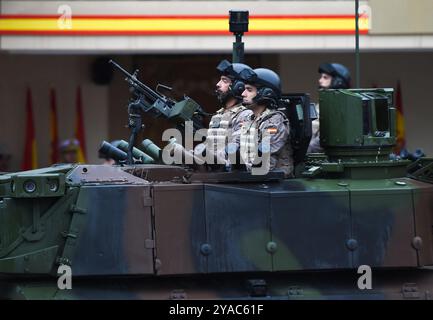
239 67 294 177
59 138 80 164
194 60 253 168
308 62 352 153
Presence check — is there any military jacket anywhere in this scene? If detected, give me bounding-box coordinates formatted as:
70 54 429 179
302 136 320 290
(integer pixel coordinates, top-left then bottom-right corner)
206 104 252 156
308 103 323 153
240 109 294 177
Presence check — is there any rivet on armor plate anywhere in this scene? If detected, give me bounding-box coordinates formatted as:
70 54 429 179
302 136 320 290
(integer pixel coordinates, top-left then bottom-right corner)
338 182 349 187
155 258 162 271
200 243 212 256
266 241 277 253
346 239 358 251
412 237 423 250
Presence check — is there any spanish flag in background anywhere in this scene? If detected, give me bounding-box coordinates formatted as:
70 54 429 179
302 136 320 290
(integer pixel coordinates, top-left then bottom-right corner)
49 88 59 164
395 81 406 154
21 87 38 170
74 86 87 163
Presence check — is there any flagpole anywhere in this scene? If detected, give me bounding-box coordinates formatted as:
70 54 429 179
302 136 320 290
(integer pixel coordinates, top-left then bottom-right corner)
355 0 360 89
50 88 59 164
21 87 38 170
75 86 87 163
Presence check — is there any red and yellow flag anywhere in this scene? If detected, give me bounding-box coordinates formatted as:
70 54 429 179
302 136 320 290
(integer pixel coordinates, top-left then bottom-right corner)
74 86 87 163
21 87 38 170
395 81 406 154
49 88 59 164
0 14 370 36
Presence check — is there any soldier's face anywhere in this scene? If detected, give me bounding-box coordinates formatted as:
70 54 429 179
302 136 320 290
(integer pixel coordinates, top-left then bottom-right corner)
62 151 78 164
241 84 257 106
319 73 332 89
216 75 232 94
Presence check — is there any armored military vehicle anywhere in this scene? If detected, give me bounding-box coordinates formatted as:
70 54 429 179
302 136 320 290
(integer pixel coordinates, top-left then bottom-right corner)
1 85 433 300
1 4 433 300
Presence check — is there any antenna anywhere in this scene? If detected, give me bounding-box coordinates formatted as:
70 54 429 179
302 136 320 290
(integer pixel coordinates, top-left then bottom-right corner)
229 10 249 63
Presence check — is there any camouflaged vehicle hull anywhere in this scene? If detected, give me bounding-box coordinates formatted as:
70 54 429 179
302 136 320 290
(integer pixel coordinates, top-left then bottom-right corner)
1 163 433 300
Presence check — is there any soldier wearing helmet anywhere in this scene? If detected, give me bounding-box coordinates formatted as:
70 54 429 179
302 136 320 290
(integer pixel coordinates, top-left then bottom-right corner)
59 138 80 164
318 62 351 90
239 68 294 177
308 62 352 153
196 59 253 167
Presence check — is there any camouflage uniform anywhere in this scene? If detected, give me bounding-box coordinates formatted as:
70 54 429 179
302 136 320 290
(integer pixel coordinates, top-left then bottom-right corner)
204 104 252 162
240 109 294 177
194 104 252 166
308 103 323 153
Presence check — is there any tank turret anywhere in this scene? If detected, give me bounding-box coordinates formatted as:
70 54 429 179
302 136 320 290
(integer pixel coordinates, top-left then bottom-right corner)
1 85 433 299
305 88 410 179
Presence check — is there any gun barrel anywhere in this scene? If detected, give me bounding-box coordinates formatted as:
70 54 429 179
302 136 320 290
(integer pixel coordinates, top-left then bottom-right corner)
110 59 208 134
117 140 155 164
109 59 163 102
141 139 162 162
109 60 133 78
98 141 128 162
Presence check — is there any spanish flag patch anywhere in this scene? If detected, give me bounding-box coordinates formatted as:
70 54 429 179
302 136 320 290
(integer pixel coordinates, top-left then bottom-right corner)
267 127 278 134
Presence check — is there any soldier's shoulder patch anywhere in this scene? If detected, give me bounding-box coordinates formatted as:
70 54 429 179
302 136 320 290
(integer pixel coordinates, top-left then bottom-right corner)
267 126 278 134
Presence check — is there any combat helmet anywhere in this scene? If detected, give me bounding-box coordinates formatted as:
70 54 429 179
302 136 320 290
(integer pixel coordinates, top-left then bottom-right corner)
216 59 252 98
240 67 282 108
59 139 80 153
318 63 351 89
